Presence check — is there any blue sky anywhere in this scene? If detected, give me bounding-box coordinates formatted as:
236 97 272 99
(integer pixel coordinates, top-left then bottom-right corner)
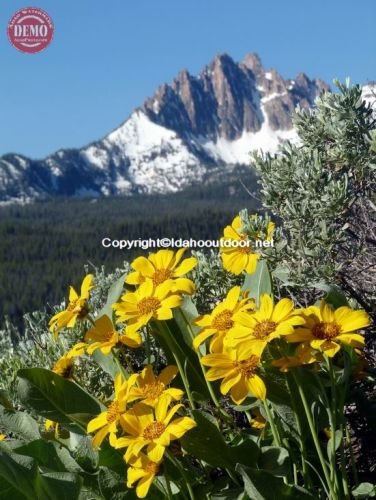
1 0 375 158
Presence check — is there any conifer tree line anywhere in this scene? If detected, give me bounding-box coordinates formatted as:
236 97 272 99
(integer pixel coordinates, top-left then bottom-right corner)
0 174 258 330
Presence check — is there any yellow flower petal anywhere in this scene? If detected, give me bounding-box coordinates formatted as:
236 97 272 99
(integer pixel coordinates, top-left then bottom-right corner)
247 374 266 400
136 474 155 498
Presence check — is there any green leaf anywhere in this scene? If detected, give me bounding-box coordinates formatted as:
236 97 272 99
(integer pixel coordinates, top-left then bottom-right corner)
0 406 40 441
352 482 376 499
92 347 119 379
259 446 290 477
0 479 26 500
0 390 14 410
242 260 272 307
321 284 348 309
98 273 127 320
181 410 259 470
98 466 143 499
326 430 342 460
0 451 37 499
152 320 210 399
38 472 83 500
0 450 83 500
71 434 99 472
14 439 83 473
236 464 314 500
17 368 104 431
98 440 126 477
174 296 201 337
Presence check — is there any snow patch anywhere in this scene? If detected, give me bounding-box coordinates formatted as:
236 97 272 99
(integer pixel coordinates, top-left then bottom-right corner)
105 111 205 194
362 84 376 108
261 92 287 103
201 105 297 164
82 145 110 170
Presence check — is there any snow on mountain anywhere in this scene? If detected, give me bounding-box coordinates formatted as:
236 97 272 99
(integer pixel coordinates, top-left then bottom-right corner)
0 52 352 203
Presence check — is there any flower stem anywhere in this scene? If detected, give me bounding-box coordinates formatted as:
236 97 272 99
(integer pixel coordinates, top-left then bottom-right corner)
345 424 358 485
164 470 174 500
166 450 195 500
157 322 196 410
286 373 311 486
292 372 336 498
262 400 281 446
145 325 151 365
177 308 221 408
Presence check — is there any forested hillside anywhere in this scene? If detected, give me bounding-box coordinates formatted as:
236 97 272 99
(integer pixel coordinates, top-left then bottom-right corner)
0 170 258 329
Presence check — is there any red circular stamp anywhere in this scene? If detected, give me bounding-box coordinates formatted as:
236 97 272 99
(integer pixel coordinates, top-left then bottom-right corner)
7 7 54 54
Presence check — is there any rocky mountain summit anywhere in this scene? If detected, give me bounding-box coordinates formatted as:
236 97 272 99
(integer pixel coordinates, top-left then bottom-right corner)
0 53 335 203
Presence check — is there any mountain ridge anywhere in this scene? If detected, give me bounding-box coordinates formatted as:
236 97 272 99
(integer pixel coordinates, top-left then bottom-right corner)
0 52 351 203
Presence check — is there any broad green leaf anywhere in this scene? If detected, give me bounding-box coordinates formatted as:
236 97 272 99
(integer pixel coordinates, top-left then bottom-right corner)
92 347 120 378
0 406 40 441
0 479 26 500
352 482 376 499
38 472 83 500
181 410 259 470
259 446 290 477
242 260 272 307
0 450 83 500
320 284 348 309
106 273 127 306
236 464 314 500
173 296 201 338
17 368 104 431
71 434 99 472
98 440 126 477
152 320 210 399
98 467 140 500
0 451 37 499
326 430 343 460
14 439 83 473
0 390 14 410
98 273 127 320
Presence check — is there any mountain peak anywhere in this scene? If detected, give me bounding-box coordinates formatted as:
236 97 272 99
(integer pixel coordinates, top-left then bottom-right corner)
0 52 336 202
242 53 263 73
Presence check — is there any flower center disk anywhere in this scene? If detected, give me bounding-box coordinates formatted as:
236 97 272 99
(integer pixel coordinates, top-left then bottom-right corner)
312 321 341 340
152 269 172 286
143 382 164 400
234 355 259 376
143 421 166 440
137 297 161 315
145 462 159 474
253 320 277 339
212 310 234 331
106 401 120 423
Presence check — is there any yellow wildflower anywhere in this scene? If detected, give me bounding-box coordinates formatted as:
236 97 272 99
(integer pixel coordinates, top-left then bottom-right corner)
272 342 320 372
85 315 142 355
220 216 274 275
49 274 94 337
113 280 181 333
128 365 183 407
193 286 255 353
52 342 86 378
52 354 74 378
286 300 371 358
127 452 160 498
250 408 266 429
225 294 305 357
126 249 197 294
87 373 137 448
114 398 196 463
201 347 266 404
